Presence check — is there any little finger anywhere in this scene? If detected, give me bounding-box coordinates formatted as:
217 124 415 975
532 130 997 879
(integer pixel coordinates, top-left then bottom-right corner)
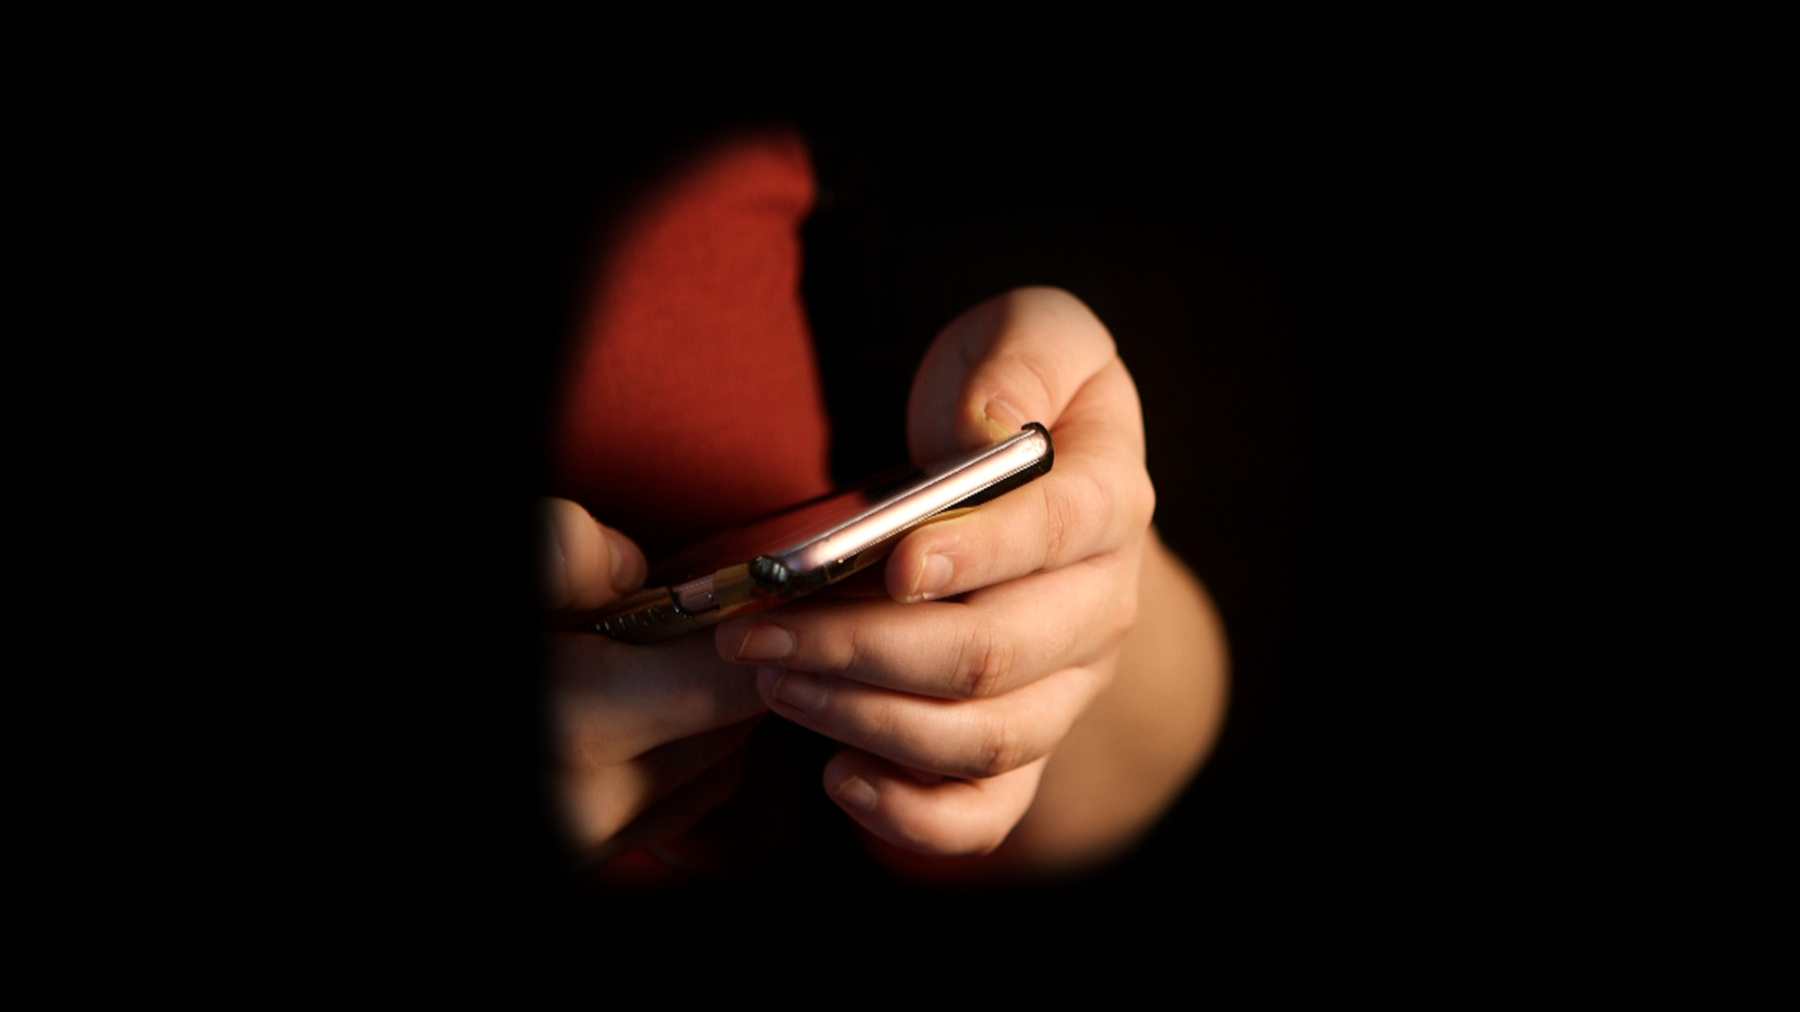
823 748 1049 857
724 551 1138 701
755 662 1108 780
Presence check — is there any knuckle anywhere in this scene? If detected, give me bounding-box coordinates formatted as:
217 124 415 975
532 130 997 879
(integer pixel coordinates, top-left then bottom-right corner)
807 607 875 675
953 625 1016 699
1042 470 1108 568
1039 484 1076 570
1108 583 1141 648
855 696 906 753
971 717 1025 780
834 623 865 675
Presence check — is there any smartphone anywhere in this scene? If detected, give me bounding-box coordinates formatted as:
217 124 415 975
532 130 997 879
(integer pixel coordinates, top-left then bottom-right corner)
567 422 1054 644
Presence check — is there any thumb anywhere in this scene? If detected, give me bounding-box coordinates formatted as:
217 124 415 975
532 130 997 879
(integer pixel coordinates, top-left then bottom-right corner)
906 287 1118 466
542 498 648 612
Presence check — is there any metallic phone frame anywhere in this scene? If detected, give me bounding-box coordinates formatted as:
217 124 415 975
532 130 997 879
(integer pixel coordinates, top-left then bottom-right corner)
578 423 1053 643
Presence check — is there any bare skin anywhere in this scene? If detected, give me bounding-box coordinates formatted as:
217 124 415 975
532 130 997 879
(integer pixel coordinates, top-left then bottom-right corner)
545 287 1228 878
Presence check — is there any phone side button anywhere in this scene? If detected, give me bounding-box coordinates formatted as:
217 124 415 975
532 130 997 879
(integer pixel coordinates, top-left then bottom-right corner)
673 576 718 616
824 552 861 583
596 598 680 637
750 556 793 592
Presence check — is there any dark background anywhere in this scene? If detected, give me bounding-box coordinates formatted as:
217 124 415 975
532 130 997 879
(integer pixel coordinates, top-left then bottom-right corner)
376 104 1522 929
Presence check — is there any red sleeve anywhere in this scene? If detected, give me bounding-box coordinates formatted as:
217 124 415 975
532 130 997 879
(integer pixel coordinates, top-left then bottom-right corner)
550 127 833 556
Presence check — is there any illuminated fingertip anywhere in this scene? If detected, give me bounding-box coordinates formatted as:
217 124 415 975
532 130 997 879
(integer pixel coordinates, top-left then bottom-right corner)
771 670 829 714
733 623 795 663
833 775 878 812
908 553 952 603
982 397 1026 435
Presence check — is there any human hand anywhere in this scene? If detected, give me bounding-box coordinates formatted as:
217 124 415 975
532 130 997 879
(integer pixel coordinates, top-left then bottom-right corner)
713 287 1157 861
542 498 768 865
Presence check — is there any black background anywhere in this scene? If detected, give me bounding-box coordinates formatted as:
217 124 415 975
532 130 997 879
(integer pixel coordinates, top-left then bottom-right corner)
368 101 1530 932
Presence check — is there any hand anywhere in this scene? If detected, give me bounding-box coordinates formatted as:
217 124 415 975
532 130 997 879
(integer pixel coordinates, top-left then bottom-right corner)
713 287 1165 864
542 498 767 866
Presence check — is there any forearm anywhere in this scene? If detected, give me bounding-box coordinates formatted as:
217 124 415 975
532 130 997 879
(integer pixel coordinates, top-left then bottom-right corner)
997 529 1229 871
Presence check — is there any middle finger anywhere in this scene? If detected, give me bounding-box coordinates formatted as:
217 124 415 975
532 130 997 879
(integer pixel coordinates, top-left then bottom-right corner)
715 546 1140 701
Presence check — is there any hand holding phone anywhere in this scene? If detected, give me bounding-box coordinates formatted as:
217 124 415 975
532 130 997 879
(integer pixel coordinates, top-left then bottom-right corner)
541 498 769 867
548 287 1225 876
709 287 1221 870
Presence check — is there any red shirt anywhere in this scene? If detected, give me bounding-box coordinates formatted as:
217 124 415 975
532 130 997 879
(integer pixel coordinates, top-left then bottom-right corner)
551 126 833 551
550 126 838 881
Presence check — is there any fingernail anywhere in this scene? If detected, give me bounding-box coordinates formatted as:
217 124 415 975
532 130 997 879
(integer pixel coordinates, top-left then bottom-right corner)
909 553 953 602
833 775 878 812
982 397 1026 440
771 670 830 713
734 623 795 662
